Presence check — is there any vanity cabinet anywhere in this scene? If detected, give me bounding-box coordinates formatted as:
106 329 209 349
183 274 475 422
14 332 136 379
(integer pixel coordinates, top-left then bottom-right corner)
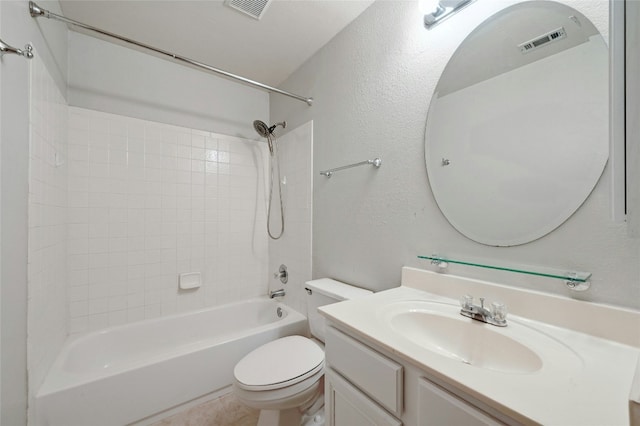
325 325 511 426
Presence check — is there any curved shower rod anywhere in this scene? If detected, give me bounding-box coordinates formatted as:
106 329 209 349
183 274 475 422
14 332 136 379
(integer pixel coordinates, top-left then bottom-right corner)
28 1 313 106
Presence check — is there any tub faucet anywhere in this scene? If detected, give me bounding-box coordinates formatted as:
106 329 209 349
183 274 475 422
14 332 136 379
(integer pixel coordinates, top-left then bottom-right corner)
459 295 507 327
269 289 285 298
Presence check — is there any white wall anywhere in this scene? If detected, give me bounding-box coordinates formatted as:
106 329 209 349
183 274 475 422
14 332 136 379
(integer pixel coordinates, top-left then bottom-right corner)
68 32 269 140
0 1 67 425
67 107 270 333
271 0 640 310
268 121 313 316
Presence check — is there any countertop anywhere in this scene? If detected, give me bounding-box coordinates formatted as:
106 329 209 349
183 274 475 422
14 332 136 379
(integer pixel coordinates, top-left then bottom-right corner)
319 268 640 425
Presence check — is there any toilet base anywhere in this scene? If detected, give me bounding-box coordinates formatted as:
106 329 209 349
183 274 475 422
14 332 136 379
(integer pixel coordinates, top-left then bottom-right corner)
257 408 301 426
256 406 326 426
301 405 325 426
256 393 325 426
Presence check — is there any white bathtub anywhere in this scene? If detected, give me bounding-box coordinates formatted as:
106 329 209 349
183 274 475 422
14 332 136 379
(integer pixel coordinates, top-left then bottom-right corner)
35 298 307 426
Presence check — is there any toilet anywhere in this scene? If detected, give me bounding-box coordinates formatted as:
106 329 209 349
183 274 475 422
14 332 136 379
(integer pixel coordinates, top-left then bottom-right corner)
233 278 372 426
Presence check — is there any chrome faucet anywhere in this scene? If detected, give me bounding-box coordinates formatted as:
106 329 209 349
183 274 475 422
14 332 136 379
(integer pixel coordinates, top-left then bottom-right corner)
459 295 507 327
269 289 285 298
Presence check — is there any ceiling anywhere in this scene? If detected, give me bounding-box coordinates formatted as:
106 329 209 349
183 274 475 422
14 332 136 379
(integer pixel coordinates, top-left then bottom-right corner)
59 0 375 87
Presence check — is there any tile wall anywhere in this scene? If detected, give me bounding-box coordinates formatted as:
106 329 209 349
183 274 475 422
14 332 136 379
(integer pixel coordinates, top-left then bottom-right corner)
268 121 313 315
66 107 270 333
28 51 69 398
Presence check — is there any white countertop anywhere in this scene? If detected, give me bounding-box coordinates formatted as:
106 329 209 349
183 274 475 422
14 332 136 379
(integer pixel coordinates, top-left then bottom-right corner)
319 268 640 425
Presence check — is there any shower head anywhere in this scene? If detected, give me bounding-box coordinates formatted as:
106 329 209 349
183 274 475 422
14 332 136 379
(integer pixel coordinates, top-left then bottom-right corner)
253 120 286 138
253 120 286 155
253 120 271 138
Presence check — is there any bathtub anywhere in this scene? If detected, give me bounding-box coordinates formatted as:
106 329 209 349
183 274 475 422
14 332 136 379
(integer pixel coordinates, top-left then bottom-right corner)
35 298 307 426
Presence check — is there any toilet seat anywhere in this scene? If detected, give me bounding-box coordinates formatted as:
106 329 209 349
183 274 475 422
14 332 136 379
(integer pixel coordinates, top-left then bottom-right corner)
234 336 324 391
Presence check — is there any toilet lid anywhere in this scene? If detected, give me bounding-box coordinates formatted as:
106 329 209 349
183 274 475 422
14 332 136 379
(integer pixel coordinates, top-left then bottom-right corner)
234 336 324 390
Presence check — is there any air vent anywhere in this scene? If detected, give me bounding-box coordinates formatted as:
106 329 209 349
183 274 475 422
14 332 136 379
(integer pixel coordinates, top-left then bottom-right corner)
225 0 272 20
519 27 567 54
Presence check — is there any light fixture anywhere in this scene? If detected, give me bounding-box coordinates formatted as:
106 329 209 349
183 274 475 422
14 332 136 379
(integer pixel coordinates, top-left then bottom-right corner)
424 0 476 29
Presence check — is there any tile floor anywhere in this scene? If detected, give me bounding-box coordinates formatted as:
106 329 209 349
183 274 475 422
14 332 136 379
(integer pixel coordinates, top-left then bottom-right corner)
151 393 259 426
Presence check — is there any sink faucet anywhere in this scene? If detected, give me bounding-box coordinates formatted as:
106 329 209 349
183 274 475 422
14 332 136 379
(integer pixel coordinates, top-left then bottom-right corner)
269 289 285 298
460 295 507 327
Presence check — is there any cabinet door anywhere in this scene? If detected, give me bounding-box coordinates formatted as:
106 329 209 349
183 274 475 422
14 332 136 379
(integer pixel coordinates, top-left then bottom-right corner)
326 369 402 426
418 378 505 426
326 326 403 415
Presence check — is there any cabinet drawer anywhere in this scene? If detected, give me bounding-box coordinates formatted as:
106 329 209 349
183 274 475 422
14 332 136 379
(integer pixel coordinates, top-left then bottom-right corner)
326 327 403 415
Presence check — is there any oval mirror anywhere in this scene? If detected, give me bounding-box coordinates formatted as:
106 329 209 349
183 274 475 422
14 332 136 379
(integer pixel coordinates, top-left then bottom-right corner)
425 1 608 246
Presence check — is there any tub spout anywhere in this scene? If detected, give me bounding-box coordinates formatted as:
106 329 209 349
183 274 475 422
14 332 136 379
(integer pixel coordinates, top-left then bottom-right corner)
269 289 285 298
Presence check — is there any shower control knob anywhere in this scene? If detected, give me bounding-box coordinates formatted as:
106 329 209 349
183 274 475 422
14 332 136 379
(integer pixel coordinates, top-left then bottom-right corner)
274 264 288 284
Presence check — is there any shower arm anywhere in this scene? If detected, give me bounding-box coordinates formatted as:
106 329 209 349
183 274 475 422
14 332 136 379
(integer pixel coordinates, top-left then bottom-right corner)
28 1 314 106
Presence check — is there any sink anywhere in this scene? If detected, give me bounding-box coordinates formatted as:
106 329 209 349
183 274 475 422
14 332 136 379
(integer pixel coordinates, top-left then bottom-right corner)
379 301 577 374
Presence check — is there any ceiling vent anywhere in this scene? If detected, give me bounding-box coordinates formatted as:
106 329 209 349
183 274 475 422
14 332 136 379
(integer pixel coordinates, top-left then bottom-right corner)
224 0 272 20
518 27 567 54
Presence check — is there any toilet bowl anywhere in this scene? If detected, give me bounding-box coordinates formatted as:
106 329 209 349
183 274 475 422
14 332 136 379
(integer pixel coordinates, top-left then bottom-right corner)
232 279 372 426
234 335 324 406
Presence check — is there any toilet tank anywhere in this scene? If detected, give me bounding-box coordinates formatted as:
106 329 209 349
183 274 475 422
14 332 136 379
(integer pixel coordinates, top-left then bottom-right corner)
305 278 372 342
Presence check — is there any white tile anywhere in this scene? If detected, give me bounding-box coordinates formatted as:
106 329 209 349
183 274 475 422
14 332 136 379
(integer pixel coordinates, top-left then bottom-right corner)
127 307 145 322
162 142 178 157
63 108 278 333
88 313 109 330
88 147 109 164
191 134 206 148
68 238 89 255
108 310 127 327
177 145 191 159
128 138 145 153
108 296 127 311
146 153 163 169
88 297 110 314
146 140 162 156
127 122 145 140
68 269 89 287
89 253 109 268
69 317 89 334
88 283 110 299
109 149 127 166
109 135 127 151
69 300 88 318
109 252 128 267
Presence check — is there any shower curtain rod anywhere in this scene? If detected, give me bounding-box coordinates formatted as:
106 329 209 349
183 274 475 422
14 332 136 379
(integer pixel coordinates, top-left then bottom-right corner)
28 1 314 106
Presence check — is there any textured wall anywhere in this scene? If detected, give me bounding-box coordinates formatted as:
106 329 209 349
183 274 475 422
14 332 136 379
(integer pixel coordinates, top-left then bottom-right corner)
271 0 640 309
66 107 270 333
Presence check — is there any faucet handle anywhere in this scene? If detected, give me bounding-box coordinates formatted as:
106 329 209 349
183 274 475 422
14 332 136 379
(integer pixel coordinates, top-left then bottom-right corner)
273 264 288 284
460 294 473 310
491 301 507 322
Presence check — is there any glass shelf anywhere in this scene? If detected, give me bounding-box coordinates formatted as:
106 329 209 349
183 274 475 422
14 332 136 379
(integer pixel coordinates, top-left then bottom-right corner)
417 255 591 291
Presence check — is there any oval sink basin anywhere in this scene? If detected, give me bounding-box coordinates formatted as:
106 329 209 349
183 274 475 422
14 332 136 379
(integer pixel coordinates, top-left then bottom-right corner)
379 301 576 374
